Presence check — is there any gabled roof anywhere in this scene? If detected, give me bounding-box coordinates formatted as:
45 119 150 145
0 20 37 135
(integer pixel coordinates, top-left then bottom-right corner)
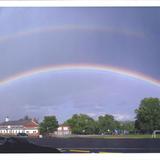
0 119 39 127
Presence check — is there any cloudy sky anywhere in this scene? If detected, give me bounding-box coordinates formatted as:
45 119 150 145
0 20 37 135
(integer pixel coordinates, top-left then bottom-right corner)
0 8 160 123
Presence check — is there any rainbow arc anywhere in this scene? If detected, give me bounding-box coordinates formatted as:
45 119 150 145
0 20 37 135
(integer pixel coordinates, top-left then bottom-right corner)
0 64 159 87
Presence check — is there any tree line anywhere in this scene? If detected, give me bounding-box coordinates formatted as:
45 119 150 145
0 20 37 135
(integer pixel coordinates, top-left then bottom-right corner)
39 97 160 135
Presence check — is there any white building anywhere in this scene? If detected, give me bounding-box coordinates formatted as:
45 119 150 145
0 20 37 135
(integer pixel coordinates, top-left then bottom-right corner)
0 117 39 137
54 125 72 136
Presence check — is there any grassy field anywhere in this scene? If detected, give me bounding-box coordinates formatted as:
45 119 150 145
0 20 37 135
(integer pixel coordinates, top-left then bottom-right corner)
94 134 155 139
66 134 160 139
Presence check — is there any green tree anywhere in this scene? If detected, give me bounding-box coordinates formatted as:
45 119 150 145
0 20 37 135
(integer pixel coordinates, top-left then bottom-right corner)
97 114 118 134
118 121 135 132
39 116 58 134
135 97 160 133
65 114 97 134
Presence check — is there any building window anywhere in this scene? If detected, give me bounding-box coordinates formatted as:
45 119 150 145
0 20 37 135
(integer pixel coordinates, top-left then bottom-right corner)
58 127 62 131
63 127 68 131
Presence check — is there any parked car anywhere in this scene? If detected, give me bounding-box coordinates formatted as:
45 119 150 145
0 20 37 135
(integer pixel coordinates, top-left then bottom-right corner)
17 133 28 138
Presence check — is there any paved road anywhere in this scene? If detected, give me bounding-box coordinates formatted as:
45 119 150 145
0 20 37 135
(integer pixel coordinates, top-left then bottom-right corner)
29 137 160 153
0 137 160 153
0 137 60 153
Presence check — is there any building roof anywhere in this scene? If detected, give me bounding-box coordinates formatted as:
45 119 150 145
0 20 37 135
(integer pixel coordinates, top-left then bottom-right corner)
0 119 39 127
59 124 68 127
0 126 24 130
58 124 71 129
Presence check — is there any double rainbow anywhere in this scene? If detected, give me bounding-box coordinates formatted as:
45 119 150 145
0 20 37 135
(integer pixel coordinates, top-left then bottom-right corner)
0 26 158 87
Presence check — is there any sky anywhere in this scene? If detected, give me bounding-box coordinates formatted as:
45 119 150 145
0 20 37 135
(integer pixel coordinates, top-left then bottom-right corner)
0 8 160 123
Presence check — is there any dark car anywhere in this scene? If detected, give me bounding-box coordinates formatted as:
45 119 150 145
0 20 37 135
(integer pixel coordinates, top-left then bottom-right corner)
17 133 28 138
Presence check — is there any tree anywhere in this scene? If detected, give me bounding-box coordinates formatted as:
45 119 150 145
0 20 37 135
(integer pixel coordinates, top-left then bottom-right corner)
135 97 160 133
64 114 97 134
118 121 135 132
97 114 118 134
39 116 58 134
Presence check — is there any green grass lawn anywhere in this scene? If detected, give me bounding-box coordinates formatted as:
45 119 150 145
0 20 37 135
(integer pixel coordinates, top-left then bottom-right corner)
96 134 153 139
69 134 160 139
95 134 160 139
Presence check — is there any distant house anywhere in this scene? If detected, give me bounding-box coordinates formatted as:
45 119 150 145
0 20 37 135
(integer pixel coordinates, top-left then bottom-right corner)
0 117 39 137
54 125 72 136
